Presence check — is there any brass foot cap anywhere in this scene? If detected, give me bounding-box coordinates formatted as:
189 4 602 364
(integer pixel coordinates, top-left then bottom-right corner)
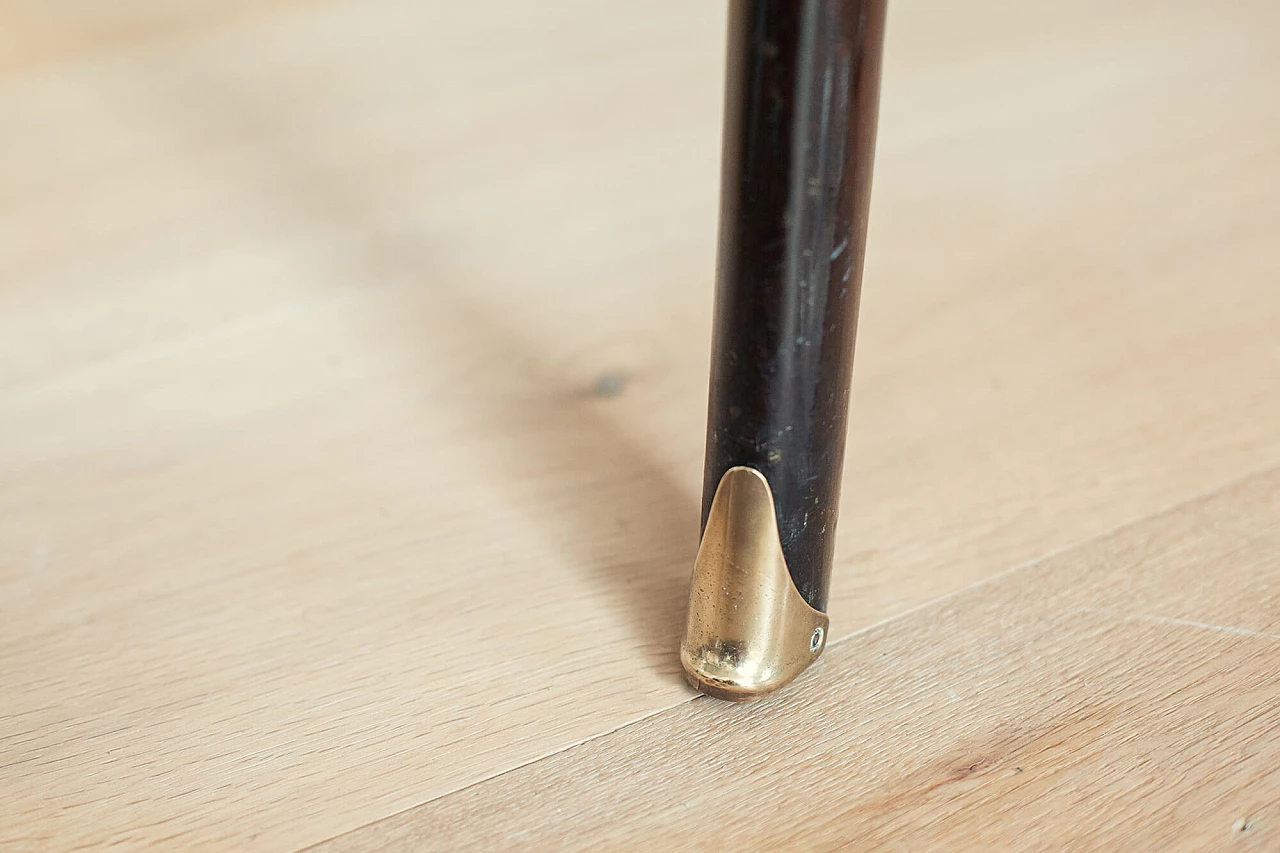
680 466 829 701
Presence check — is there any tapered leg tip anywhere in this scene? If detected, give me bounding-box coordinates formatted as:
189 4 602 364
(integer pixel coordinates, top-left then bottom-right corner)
679 466 829 702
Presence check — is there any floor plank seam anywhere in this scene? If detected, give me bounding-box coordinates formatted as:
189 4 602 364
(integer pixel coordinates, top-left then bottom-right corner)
294 695 702 852
304 457 1280 851
826 456 1280 653
1078 607 1280 641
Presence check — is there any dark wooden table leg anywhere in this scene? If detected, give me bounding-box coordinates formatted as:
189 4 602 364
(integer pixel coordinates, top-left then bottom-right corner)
681 0 887 700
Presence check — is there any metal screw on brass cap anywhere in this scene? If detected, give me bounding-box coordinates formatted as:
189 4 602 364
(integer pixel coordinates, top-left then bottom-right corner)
682 0 886 700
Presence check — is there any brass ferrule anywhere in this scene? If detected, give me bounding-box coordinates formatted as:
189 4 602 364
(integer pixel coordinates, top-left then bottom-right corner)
680 466 829 701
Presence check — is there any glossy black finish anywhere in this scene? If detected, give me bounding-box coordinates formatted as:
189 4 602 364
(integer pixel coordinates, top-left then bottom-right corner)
702 0 886 611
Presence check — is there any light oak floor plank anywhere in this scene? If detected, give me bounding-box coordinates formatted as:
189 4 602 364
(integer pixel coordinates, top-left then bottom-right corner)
317 465 1280 852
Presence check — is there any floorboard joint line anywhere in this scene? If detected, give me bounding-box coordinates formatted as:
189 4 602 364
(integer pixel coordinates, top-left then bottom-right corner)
1080 607 1280 641
295 695 704 852
825 457 1280 653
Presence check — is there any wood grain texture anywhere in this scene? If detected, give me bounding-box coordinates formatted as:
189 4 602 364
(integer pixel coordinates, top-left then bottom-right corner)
2 0 1279 849
318 466 1280 852
0 0 315 77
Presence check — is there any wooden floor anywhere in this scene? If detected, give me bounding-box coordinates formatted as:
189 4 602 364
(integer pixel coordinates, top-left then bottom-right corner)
2 1 1278 849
